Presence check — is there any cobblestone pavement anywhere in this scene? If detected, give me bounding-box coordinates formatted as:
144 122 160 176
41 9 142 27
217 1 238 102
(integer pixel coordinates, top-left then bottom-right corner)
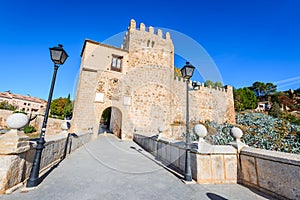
0 134 275 200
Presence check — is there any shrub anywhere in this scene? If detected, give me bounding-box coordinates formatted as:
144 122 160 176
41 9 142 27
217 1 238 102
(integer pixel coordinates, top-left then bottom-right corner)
194 112 300 154
23 125 36 134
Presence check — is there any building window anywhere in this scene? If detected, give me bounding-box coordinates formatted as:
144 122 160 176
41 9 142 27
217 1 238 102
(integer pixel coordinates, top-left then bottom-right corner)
111 55 122 72
24 102 27 105
28 103 31 106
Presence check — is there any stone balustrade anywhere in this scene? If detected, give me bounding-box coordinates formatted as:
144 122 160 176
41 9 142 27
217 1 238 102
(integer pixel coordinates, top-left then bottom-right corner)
134 124 300 200
0 113 92 194
133 133 238 184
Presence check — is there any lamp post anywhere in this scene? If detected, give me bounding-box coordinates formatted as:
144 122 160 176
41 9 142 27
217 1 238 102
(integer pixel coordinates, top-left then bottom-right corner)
180 62 195 182
27 44 68 188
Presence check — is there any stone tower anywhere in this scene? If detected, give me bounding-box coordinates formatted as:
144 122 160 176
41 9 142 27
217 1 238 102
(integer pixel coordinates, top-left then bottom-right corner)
72 19 235 139
122 19 174 71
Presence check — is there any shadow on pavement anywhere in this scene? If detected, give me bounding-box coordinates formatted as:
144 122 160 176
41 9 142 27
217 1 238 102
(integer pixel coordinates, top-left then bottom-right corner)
129 146 184 180
206 192 228 200
33 133 76 186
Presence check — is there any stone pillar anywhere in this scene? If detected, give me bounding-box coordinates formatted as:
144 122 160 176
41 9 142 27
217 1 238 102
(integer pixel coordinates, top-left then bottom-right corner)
193 124 212 153
229 127 248 152
0 113 30 194
157 126 165 141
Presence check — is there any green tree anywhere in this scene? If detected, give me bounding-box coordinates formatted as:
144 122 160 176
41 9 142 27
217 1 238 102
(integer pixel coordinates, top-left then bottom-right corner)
214 81 223 88
204 80 223 88
249 81 277 97
204 80 214 87
0 101 16 111
50 96 73 118
265 82 277 95
249 81 266 96
101 107 112 127
269 102 282 118
234 87 257 112
63 94 72 119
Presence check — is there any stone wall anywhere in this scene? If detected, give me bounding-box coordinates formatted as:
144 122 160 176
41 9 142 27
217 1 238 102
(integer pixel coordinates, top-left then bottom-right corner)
240 147 300 200
110 107 122 138
72 19 235 140
31 116 64 135
0 131 92 194
0 110 12 129
134 133 300 199
133 133 238 184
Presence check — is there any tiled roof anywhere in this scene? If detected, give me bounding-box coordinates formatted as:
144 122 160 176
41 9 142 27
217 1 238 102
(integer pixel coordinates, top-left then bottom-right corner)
0 92 47 104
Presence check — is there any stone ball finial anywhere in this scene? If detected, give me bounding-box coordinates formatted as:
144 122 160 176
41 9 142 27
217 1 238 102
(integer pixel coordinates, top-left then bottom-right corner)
194 124 207 138
230 127 243 140
6 113 29 129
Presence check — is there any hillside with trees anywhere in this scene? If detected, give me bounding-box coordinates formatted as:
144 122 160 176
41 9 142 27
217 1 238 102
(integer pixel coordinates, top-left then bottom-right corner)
234 81 300 125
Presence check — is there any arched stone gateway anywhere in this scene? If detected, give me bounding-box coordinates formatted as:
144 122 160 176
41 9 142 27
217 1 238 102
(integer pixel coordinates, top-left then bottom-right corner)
71 19 235 140
99 106 122 138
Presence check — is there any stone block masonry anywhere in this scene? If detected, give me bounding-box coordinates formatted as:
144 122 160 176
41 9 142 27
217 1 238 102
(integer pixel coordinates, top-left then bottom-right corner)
133 133 238 184
72 19 235 139
0 110 65 135
240 147 300 200
134 133 300 199
0 131 92 194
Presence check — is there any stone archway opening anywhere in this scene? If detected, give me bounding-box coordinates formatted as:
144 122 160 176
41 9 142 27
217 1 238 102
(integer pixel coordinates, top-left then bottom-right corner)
99 107 122 138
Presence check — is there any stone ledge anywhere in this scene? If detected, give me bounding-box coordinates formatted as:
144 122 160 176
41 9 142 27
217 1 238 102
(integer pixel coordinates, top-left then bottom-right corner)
192 145 237 155
241 147 300 166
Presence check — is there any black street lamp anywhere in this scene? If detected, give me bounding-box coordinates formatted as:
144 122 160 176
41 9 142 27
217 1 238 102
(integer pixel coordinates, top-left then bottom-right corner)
27 44 68 188
180 62 195 182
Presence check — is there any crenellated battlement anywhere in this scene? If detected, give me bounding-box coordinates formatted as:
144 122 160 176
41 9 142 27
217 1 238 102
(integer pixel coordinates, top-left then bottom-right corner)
73 19 236 142
173 76 233 94
122 19 173 52
127 19 171 40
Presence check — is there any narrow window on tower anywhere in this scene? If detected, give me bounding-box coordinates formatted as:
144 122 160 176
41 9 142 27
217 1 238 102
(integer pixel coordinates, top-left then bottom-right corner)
111 55 123 72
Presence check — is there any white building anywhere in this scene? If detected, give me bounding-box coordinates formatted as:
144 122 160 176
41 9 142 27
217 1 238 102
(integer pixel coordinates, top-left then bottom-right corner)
0 91 47 115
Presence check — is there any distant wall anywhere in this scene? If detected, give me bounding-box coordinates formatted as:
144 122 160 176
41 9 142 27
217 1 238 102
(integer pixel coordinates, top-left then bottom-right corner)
0 110 64 135
31 116 64 135
240 147 300 200
0 110 12 129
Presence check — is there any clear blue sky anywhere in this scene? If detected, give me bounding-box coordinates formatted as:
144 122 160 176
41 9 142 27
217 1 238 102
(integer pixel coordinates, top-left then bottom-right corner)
0 0 299 100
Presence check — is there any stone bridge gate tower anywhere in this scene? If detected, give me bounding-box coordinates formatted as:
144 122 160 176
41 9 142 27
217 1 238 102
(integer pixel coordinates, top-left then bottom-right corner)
72 19 235 139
